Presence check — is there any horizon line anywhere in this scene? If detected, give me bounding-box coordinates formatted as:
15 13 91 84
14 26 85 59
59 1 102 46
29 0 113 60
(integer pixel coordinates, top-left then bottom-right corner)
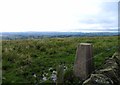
1 31 118 32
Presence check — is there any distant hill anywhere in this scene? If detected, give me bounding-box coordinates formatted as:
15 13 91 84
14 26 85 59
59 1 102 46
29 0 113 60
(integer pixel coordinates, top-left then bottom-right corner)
1 32 119 40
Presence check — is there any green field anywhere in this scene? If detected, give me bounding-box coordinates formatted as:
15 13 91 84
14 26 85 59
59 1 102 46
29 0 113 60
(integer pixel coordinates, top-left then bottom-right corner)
2 36 118 84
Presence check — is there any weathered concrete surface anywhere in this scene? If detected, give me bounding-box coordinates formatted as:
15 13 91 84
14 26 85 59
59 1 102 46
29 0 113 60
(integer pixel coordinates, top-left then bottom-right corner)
74 43 93 80
83 52 120 85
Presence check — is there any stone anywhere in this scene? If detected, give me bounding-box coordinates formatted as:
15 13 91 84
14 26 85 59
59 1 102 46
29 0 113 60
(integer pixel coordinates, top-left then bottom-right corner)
82 74 113 85
82 52 120 85
74 43 93 80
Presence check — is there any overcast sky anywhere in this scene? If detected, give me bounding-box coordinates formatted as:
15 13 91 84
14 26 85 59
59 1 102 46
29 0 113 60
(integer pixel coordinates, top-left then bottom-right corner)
0 0 119 32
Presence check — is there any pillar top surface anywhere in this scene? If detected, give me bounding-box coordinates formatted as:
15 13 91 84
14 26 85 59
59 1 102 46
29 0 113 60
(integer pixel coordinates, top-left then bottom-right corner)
80 43 92 45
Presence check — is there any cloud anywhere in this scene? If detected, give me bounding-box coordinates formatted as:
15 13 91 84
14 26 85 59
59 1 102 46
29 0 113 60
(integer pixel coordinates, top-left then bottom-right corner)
0 0 118 32
76 2 118 32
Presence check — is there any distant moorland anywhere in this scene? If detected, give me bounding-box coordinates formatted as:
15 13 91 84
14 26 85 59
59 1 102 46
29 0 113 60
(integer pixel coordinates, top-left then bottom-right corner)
2 32 118 40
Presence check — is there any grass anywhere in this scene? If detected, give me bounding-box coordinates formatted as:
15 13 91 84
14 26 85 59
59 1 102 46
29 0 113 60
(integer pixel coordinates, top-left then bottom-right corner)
2 36 118 84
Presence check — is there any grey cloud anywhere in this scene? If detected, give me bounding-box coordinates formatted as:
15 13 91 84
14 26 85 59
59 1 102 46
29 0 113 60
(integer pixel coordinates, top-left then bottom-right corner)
79 17 116 24
78 2 118 32
101 2 118 12
74 27 118 32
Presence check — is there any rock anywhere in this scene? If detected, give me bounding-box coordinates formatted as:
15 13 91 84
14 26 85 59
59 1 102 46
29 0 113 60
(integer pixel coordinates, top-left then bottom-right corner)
82 52 120 85
83 74 113 85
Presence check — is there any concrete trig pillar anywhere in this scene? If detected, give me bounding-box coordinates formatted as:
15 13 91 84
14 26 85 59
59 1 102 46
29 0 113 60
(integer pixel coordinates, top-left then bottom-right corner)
74 43 93 80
